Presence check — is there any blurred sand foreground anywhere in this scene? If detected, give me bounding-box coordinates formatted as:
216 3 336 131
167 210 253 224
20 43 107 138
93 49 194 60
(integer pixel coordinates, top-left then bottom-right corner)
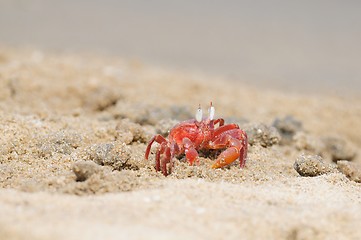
0 48 360 239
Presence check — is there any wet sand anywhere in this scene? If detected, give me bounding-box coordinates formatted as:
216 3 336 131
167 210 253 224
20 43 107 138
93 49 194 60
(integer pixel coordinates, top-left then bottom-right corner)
0 48 360 239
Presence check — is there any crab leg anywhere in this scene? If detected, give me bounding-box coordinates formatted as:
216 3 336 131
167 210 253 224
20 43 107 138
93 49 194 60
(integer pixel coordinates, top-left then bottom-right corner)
156 141 167 171
213 123 239 137
160 145 171 176
183 137 199 165
213 118 225 127
238 133 248 168
145 134 173 175
145 134 167 160
155 146 161 171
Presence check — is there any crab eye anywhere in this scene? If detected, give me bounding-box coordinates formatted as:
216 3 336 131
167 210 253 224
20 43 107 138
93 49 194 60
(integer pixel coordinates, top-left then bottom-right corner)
208 103 215 120
196 105 203 122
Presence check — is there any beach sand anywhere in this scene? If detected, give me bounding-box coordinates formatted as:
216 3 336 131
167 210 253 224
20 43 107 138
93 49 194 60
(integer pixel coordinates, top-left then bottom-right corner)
0 48 360 239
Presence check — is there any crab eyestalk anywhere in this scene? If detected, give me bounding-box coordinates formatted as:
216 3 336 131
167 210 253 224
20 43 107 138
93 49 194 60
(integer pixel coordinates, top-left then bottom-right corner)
196 104 203 122
208 102 215 120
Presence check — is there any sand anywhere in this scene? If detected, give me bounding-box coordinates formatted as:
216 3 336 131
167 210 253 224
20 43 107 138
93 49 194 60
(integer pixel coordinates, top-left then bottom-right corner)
0 47 360 240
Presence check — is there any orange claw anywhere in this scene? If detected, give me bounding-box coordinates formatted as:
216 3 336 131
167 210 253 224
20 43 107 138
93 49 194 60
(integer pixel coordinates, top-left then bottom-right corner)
210 132 248 169
211 147 240 169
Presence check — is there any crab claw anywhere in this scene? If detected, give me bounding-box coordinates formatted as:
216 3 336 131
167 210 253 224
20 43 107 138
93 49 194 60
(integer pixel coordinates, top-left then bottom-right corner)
211 146 240 168
210 129 248 169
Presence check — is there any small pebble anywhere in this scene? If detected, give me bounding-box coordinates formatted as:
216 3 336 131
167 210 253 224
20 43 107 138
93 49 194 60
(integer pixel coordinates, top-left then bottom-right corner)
293 132 324 155
38 131 82 157
323 137 356 162
294 154 335 177
83 86 122 111
245 123 280 147
116 118 148 143
337 160 361 183
86 143 132 170
273 115 303 145
72 160 101 182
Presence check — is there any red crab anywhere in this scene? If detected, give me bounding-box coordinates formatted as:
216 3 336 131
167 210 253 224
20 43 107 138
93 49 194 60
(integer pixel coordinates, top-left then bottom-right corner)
145 103 248 176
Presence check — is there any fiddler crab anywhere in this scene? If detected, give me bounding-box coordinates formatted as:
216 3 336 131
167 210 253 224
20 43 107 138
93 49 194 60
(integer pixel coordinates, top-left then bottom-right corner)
145 103 248 176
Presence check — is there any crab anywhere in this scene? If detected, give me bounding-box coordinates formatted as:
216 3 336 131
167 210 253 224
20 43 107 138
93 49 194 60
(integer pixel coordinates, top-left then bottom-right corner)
145 103 248 176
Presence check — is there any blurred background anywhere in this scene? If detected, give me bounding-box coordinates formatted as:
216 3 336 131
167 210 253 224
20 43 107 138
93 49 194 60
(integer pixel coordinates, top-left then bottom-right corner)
1 0 360 95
